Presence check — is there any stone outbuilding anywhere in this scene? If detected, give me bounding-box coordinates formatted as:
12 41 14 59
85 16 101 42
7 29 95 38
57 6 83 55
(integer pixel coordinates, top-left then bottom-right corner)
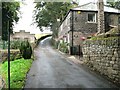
10 30 35 43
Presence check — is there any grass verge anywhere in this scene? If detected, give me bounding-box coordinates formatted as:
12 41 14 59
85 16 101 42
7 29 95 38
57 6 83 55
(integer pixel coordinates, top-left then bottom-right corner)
0 58 33 89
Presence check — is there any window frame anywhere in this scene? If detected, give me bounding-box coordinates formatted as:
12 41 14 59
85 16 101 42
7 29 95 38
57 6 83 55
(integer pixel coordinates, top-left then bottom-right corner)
87 13 96 23
118 16 120 24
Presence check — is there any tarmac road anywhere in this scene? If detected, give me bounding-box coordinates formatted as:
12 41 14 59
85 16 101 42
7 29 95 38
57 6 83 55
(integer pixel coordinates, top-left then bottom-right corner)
24 37 118 88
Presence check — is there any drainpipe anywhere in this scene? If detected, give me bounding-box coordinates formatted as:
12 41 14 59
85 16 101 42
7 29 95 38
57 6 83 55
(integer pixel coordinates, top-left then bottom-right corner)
71 10 74 55
118 18 120 49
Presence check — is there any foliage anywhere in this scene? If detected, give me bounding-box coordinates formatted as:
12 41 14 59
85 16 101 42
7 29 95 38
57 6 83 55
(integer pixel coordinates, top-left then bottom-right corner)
34 2 72 27
105 26 119 34
90 27 119 40
20 40 32 59
58 40 69 53
9 40 33 59
54 40 60 49
106 0 120 9
34 2 74 38
0 40 8 49
51 38 59 49
0 58 33 88
10 40 22 49
90 36 119 41
2 1 20 41
50 38 55 46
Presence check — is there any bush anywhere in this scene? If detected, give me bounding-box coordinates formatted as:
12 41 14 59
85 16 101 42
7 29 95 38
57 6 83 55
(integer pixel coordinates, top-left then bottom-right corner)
0 41 8 49
0 40 33 62
10 40 22 49
58 41 69 53
20 40 32 59
54 41 59 49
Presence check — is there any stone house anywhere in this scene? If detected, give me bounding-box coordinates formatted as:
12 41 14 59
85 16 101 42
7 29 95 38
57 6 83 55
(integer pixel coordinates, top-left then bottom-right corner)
10 30 35 43
58 2 120 55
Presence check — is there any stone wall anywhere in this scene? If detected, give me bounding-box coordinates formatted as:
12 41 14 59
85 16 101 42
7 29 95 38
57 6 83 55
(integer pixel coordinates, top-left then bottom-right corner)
73 11 98 35
0 75 6 89
82 36 120 85
0 49 20 62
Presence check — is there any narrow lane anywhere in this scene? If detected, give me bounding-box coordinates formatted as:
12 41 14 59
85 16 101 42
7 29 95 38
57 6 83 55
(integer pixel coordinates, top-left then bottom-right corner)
24 37 118 88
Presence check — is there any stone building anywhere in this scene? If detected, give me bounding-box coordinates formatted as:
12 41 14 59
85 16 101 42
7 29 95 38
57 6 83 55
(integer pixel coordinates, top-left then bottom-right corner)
10 30 35 43
58 2 120 55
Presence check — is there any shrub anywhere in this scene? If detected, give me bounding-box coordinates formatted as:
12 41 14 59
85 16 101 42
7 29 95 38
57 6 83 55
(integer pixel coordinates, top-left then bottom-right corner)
58 41 69 53
20 40 32 59
54 41 59 49
10 40 22 49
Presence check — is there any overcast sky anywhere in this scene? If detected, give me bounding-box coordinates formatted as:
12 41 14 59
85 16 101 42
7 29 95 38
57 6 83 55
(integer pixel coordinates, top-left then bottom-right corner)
79 0 107 5
13 0 52 34
13 0 107 34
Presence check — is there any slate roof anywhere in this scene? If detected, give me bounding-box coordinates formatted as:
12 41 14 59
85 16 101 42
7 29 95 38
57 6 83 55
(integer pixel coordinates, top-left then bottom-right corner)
71 2 120 13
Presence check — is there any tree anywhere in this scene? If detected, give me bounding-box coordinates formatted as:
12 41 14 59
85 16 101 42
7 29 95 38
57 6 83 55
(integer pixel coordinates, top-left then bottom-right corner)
34 2 73 26
34 2 74 38
2 1 20 41
106 0 120 9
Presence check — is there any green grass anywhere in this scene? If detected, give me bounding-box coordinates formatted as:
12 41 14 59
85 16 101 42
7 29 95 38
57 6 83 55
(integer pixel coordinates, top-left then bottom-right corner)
90 36 119 40
0 58 33 89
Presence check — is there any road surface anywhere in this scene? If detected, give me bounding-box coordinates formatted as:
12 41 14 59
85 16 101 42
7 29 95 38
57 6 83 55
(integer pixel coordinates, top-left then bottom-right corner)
24 37 118 88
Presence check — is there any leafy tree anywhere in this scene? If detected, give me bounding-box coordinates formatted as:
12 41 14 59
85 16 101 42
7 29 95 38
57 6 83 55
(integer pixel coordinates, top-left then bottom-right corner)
106 0 120 9
34 2 74 38
2 1 20 41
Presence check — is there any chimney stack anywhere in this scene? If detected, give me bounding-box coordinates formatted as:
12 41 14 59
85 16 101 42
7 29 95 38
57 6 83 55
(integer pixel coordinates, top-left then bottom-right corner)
97 0 105 34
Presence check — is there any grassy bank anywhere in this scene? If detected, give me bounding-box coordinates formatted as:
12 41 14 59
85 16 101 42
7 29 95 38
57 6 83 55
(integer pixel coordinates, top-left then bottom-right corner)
0 58 33 88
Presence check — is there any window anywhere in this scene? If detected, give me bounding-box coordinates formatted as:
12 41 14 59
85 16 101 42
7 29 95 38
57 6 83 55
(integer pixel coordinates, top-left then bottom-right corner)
13 38 20 41
88 14 96 23
118 17 120 24
66 19 67 25
24 38 29 41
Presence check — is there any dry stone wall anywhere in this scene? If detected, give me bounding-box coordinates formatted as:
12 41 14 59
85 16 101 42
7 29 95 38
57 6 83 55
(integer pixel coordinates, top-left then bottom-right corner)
82 36 120 85
0 75 5 89
0 49 20 62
